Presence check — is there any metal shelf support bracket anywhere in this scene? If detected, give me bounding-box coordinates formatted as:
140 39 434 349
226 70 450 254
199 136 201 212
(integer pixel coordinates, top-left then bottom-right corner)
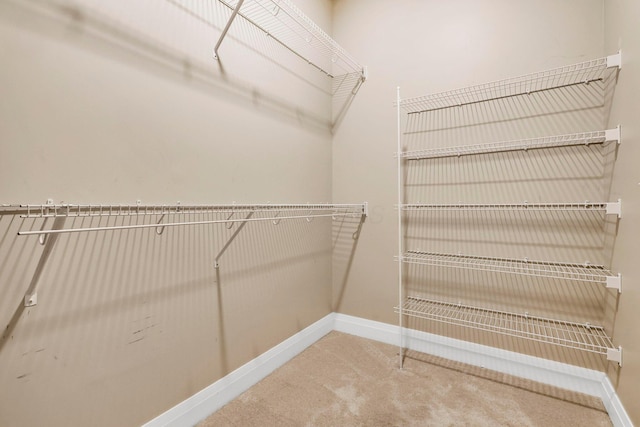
607 51 622 69
607 346 622 366
213 0 246 60
605 125 621 144
606 199 622 218
606 274 622 293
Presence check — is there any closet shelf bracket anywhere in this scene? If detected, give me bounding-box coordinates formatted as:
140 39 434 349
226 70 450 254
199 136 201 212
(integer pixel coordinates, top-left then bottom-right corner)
607 346 622 367
213 0 246 60
607 51 622 69
605 125 621 144
605 274 622 293
606 199 622 218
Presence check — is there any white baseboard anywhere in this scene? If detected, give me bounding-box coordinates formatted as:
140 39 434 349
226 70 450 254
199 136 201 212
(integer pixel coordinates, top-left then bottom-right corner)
143 312 632 427
142 313 336 427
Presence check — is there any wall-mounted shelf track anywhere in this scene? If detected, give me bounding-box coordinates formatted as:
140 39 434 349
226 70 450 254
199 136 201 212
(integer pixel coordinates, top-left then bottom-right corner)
400 128 621 160
214 0 366 81
399 52 621 114
401 251 621 291
396 297 622 365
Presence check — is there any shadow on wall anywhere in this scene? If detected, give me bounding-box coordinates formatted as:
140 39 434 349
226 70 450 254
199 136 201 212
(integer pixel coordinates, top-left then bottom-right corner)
1 0 363 135
331 213 366 312
0 208 336 425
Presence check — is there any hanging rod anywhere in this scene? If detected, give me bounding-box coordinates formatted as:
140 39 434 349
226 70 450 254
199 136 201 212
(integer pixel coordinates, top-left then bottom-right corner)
400 251 621 292
12 202 366 219
396 297 622 365
401 127 621 160
401 200 622 218
399 52 621 114
213 0 365 79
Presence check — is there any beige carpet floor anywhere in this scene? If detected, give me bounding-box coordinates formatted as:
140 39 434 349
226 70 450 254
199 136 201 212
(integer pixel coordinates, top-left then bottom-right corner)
199 331 612 426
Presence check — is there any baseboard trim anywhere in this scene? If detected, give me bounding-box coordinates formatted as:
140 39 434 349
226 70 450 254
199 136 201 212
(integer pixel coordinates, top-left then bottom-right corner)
142 313 336 427
333 313 632 427
144 312 632 427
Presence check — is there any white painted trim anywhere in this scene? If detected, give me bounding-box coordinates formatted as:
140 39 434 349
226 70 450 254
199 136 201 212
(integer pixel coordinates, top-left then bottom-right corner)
142 313 336 427
143 312 632 427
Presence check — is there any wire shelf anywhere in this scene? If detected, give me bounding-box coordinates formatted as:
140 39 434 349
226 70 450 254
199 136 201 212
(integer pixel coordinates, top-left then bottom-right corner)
399 54 620 114
401 129 619 160
402 251 618 286
217 0 363 77
12 203 366 219
396 297 617 357
401 201 621 217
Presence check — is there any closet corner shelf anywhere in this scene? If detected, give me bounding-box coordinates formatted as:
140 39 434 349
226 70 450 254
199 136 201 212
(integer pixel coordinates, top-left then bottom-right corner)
399 52 621 114
400 127 621 160
400 251 621 292
214 0 365 80
395 297 622 365
401 200 622 218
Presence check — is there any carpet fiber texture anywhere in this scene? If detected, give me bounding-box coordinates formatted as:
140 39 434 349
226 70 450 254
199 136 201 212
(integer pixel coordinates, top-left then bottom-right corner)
199 331 612 426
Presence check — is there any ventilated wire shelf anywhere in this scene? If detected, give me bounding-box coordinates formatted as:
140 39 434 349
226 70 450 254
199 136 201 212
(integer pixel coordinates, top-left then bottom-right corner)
396 297 617 356
400 129 619 160
399 54 620 114
8 202 367 238
401 201 621 217
13 203 365 219
401 251 618 286
217 0 363 77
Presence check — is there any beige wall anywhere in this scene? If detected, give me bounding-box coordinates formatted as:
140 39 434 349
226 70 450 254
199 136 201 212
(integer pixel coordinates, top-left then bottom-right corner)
0 0 341 426
332 0 636 423
604 0 640 424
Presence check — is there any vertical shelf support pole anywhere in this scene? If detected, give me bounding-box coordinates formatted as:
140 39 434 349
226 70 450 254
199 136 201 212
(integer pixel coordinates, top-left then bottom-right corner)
397 86 404 369
213 0 246 60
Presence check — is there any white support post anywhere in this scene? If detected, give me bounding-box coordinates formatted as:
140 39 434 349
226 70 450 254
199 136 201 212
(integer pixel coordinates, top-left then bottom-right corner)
605 125 621 144
606 199 622 218
607 346 622 366
606 51 622 69
606 274 622 293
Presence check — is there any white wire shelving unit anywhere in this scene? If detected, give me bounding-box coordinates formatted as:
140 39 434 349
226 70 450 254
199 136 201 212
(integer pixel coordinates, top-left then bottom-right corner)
395 53 624 369
401 251 621 291
4 201 367 307
401 128 621 160
214 0 366 82
399 52 621 114
396 297 622 364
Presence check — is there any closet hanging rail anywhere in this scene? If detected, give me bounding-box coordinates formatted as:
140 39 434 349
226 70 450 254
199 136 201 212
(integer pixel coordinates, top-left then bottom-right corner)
399 52 621 114
400 127 621 160
214 0 366 79
401 251 621 292
13 202 368 236
395 297 622 365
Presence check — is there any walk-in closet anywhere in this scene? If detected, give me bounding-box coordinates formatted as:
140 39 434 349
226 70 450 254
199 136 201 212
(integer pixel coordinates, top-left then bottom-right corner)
1 0 638 426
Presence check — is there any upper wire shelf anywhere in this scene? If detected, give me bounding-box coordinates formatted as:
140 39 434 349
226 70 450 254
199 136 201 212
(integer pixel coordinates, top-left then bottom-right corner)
215 0 365 79
400 128 621 160
396 297 621 364
399 52 621 114
401 251 621 291
401 200 622 218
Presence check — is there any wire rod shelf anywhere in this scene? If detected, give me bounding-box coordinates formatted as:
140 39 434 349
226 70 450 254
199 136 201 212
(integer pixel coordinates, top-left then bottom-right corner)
401 200 621 217
400 128 620 160
401 251 621 290
216 0 364 78
396 297 621 363
12 202 366 219
399 53 621 114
